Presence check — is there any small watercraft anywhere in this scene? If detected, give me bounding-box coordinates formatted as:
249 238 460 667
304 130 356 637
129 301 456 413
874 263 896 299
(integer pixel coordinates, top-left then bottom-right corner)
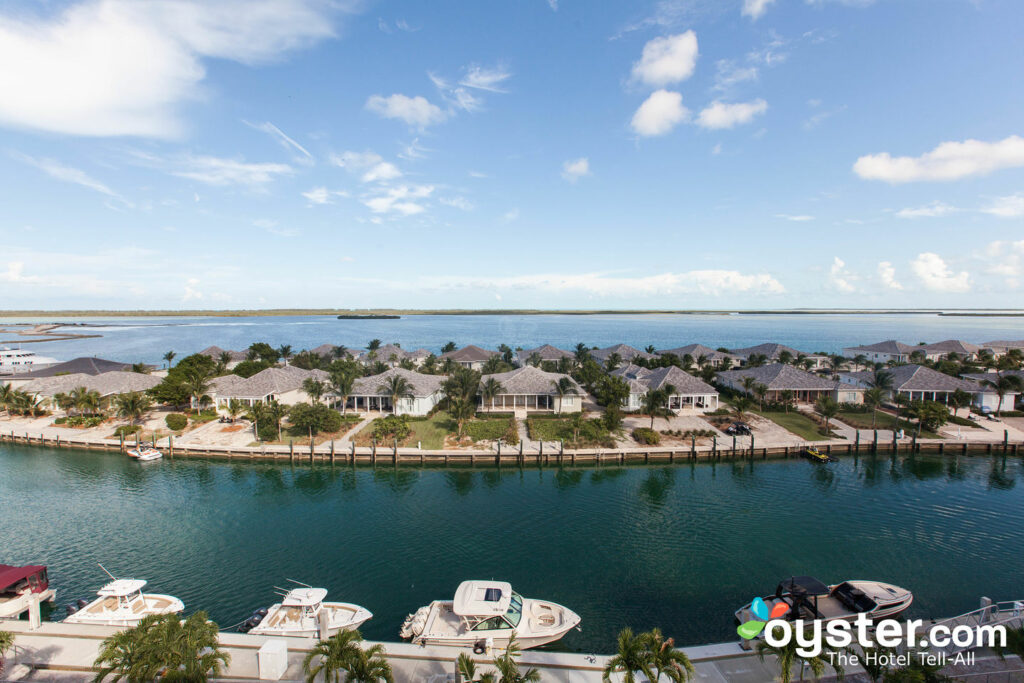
0 564 56 619
803 447 835 463
127 444 162 461
243 581 372 638
736 576 913 631
64 567 183 626
400 580 581 650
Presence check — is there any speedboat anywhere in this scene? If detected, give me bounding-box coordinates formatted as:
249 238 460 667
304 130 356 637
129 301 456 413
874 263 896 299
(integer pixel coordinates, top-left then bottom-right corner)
736 576 912 630
803 447 835 463
244 582 372 638
64 573 183 626
0 564 56 619
400 580 581 650
127 444 162 461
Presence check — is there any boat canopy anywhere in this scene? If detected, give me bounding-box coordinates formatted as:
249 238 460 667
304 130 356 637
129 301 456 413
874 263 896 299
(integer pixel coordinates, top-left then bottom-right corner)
776 576 829 597
282 588 328 607
0 565 48 592
453 581 512 617
98 579 147 597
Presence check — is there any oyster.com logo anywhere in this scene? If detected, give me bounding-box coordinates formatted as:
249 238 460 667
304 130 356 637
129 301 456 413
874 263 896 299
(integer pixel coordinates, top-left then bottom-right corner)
737 597 788 639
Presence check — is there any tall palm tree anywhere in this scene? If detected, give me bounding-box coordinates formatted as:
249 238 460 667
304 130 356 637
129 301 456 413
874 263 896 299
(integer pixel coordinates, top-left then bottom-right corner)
604 352 623 372
0 629 14 676
482 356 504 374
367 339 382 352
218 351 232 371
227 399 244 420
53 391 75 417
492 634 540 683
741 376 758 397
339 642 393 683
527 352 542 368
0 384 16 417
981 373 1023 415
642 389 670 429
603 628 656 683
778 350 794 366
480 377 504 410
302 378 327 404
756 629 844 683
778 390 795 414
815 395 839 435
863 387 884 429
70 386 102 416
753 383 769 411
163 350 176 369
93 612 229 683
380 375 414 415
442 368 480 437
732 396 752 420
278 345 293 365
329 368 356 414
182 368 212 410
573 343 590 365
456 653 496 683
114 392 152 425
332 345 349 360
550 377 578 415
303 629 363 683
646 628 695 682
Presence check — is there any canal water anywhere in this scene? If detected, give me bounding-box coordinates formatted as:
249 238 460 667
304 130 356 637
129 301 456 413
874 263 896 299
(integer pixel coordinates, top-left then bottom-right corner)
1 445 1021 651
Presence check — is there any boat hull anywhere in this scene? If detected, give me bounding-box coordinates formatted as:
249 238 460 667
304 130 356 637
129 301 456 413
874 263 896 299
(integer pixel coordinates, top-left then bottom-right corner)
249 602 372 638
64 593 184 626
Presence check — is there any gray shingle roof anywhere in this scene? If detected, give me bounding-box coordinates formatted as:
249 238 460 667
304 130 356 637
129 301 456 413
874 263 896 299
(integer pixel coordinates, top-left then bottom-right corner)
350 368 444 397
441 345 499 362
516 344 573 364
221 366 327 400
843 340 916 355
717 363 839 390
729 343 805 359
982 340 1024 352
657 344 731 360
197 346 247 361
13 357 134 379
843 364 979 393
642 366 718 395
610 364 652 381
590 344 656 362
25 371 160 397
483 366 582 395
920 340 981 355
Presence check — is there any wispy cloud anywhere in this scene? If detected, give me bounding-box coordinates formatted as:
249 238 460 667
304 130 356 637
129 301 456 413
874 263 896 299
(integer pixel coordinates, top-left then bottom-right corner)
981 193 1024 218
697 99 767 129
895 201 958 219
13 152 131 205
775 214 815 222
173 155 293 187
245 120 314 163
366 93 447 128
854 135 1024 183
362 184 434 216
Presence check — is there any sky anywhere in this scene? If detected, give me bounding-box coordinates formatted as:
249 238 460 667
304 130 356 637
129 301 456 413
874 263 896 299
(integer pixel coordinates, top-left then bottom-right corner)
1 0 1023 310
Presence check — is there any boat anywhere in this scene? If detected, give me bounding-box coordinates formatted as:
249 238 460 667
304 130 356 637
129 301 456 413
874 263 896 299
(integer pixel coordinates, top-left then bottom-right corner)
127 444 162 461
400 580 581 650
64 568 183 626
0 347 60 375
803 447 835 463
0 564 56 620
243 581 372 638
735 576 913 630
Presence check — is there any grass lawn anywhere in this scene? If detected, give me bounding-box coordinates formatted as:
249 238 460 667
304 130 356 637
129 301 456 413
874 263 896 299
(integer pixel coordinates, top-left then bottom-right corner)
262 416 363 446
525 415 615 447
353 412 514 450
464 415 517 444
750 409 834 441
834 410 940 439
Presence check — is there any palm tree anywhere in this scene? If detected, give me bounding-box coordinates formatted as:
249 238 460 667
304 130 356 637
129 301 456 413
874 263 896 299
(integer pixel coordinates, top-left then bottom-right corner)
332 345 349 361
329 368 356 414
278 345 293 365
380 375 414 415
604 352 623 372
948 388 971 418
981 373 1023 415
753 383 769 411
182 368 212 410
573 343 590 365
482 356 504 374
491 634 540 683
815 395 839 436
550 377 578 415
114 392 152 425
456 652 496 683
603 627 656 683
870 369 894 393
646 628 695 682
732 396 752 420
218 351 232 371
443 368 481 437
755 628 843 683
778 390 795 414
480 377 504 411
70 386 102 417
163 350 176 369
527 352 543 368
303 378 327 404
367 339 383 352
778 350 794 366
741 376 758 397
53 391 74 417
341 642 393 683
0 629 14 676
303 629 362 683
853 354 868 371
0 384 17 417
863 387 884 429
642 389 670 429
569 411 586 445
441 341 457 354
227 399 244 420
93 612 229 683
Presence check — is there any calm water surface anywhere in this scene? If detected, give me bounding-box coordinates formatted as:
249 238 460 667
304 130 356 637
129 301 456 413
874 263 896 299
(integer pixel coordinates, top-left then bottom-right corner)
4 313 1024 365
1 445 1022 651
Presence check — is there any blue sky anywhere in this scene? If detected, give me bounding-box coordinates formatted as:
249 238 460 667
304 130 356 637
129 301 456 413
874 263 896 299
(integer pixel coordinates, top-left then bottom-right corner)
1 0 1023 310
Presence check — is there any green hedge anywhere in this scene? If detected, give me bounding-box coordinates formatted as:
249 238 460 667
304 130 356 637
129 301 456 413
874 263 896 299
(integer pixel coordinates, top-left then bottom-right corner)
113 425 142 437
632 427 661 445
165 413 188 431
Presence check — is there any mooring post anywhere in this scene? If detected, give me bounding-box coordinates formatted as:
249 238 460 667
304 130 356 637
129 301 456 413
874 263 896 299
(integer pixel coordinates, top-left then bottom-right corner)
393 438 399 463
750 434 755 457
350 441 356 464
289 441 294 462
691 435 696 458
330 440 335 464
712 436 717 458
1004 430 1009 453
310 437 315 463
119 433 125 453
855 430 860 452
169 435 173 458
872 430 878 452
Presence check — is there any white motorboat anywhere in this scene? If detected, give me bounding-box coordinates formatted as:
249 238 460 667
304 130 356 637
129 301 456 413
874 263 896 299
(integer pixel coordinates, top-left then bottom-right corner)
0 347 60 375
243 583 372 638
64 576 184 626
127 446 162 461
0 564 55 619
735 576 913 630
400 580 581 650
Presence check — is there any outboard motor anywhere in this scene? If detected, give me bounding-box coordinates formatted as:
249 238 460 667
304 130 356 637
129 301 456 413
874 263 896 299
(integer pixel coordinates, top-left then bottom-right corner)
255 607 269 618
66 603 79 617
77 598 90 610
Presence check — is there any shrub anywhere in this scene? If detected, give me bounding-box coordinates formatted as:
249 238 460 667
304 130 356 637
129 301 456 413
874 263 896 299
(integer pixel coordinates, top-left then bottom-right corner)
54 416 67 425
165 413 188 431
632 427 661 445
705 408 731 417
257 420 279 442
372 414 411 442
113 425 142 437
287 403 343 436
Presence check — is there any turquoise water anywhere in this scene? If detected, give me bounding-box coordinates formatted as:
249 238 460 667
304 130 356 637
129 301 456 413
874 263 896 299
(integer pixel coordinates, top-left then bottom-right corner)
5 312 1023 366
1 445 1022 651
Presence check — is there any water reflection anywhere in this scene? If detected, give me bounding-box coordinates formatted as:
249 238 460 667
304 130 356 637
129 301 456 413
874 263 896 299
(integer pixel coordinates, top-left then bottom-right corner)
638 467 676 507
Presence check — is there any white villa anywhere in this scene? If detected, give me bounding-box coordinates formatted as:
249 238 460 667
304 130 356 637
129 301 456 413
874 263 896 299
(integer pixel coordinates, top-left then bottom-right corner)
841 340 917 365
478 366 583 413
611 364 720 412
730 343 828 369
515 344 573 367
357 344 431 367
590 344 656 366
982 340 1024 358
21 371 161 408
919 340 982 361
838 364 1001 409
211 366 329 408
441 345 499 371
717 364 862 404
344 368 444 415
657 344 737 368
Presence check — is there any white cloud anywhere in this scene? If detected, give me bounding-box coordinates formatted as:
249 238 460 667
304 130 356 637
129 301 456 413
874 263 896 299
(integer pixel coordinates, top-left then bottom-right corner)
877 261 903 290
775 214 814 222
981 193 1024 218
362 184 434 216
502 209 520 223
173 155 292 186
302 187 331 205
330 150 402 183
910 252 970 292
713 60 758 91
183 277 203 302
13 152 129 204
631 31 699 87
0 262 42 284
631 90 689 137
459 65 512 93
362 162 402 183
853 135 1024 183
561 158 591 183
895 201 958 219
697 99 767 129
711 143 722 155
0 0 337 138
245 120 313 162
366 93 447 128
742 0 777 20
829 257 856 292
979 240 1024 287
439 196 474 211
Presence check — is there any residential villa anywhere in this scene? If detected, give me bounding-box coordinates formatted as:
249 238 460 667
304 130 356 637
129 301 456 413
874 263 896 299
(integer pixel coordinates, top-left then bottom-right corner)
841 340 917 365
961 370 1024 412
717 363 862 404
478 366 583 413
838 364 999 409
729 343 828 370
441 345 499 370
611 364 719 412
657 344 736 368
358 344 431 367
515 344 573 367
344 367 444 415
1 357 139 390
590 344 656 366
918 340 982 361
211 366 329 408
197 346 248 369
981 340 1024 358
21 371 161 408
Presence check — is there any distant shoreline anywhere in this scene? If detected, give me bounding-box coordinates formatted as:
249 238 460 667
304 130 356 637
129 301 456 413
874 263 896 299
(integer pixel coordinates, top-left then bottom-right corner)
1 308 1024 318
